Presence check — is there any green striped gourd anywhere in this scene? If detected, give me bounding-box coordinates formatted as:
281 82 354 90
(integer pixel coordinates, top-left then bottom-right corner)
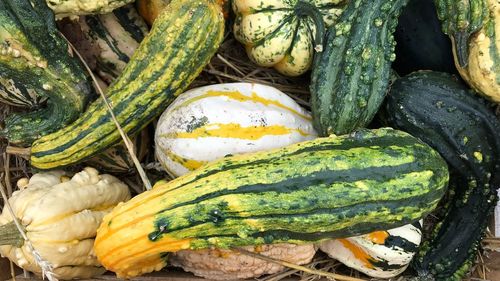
320 222 423 278
94 128 449 278
310 0 409 136
47 0 134 19
382 71 500 280
0 77 47 108
155 83 317 177
86 129 150 173
434 0 488 67
30 0 225 170
0 0 95 146
449 0 499 103
233 0 346 76
79 4 149 83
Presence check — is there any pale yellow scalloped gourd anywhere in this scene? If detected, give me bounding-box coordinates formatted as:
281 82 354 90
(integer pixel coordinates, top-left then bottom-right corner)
47 0 134 19
0 167 130 280
233 0 346 76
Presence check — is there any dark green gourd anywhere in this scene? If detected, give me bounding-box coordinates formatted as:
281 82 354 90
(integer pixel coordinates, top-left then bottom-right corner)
0 0 94 145
310 0 409 136
382 71 500 281
434 0 488 67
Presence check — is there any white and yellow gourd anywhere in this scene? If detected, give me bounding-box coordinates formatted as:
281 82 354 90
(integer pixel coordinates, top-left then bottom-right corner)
0 167 130 280
154 83 317 177
232 0 345 76
320 222 423 278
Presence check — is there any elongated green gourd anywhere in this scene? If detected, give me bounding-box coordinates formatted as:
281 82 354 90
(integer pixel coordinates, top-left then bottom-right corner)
94 128 449 278
310 0 409 136
434 0 488 67
0 0 94 145
382 71 500 281
30 0 225 169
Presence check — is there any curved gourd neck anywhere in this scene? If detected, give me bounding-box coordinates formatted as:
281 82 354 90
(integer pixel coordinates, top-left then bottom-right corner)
295 1 325 52
0 221 24 247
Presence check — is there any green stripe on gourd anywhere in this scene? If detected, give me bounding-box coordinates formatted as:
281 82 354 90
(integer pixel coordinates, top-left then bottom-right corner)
46 0 134 19
310 0 409 137
0 0 94 145
30 0 225 170
434 0 488 67
80 4 149 83
93 127 449 279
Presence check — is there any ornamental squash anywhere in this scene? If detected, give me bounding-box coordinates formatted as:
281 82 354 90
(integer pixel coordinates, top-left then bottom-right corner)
46 0 134 19
94 128 449 278
0 167 130 280
445 0 500 103
381 71 500 280
78 4 149 83
0 78 47 108
171 244 316 280
136 0 171 25
233 0 346 76
155 83 317 177
310 0 410 136
320 222 423 278
0 0 95 145
434 0 488 67
30 0 225 170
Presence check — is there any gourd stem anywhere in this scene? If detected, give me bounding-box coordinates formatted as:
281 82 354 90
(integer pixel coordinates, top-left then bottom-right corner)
454 31 469 68
0 221 24 247
295 1 325 52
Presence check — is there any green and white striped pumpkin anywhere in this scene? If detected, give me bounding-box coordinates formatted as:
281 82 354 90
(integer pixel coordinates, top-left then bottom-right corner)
79 4 149 83
154 83 317 177
233 0 345 76
320 221 423 278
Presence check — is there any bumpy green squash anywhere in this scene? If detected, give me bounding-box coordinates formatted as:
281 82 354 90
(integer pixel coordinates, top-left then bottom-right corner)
0 0 94 145
94 128 449 278
435 0 488 67
382 71 500 281
30 0 225 169
310 0 409 136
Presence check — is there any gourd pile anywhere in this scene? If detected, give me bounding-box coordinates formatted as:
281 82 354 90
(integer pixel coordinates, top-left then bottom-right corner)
0 0 498 280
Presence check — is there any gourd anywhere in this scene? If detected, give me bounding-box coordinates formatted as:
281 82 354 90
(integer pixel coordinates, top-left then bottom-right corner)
310 0 409 136
320 222 423 278
381 71 500 280
94 127 449 278
30 0 225 170
0 0 95 146
0 167 130 280
171 244 316 280
136 0 171 25
394 0 457 75
46 0 134 19
78 4 149 83
86 129 150 173
232 0 346 76
0 78 47 108
155 83 317 177
434 0 488 67
443 0 500 103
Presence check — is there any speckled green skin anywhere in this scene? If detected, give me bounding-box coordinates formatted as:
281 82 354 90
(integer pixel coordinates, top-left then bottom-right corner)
434 0 488 67
310 0 409 137
0 0 94 146
30 0 224 169
382 71 500 281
